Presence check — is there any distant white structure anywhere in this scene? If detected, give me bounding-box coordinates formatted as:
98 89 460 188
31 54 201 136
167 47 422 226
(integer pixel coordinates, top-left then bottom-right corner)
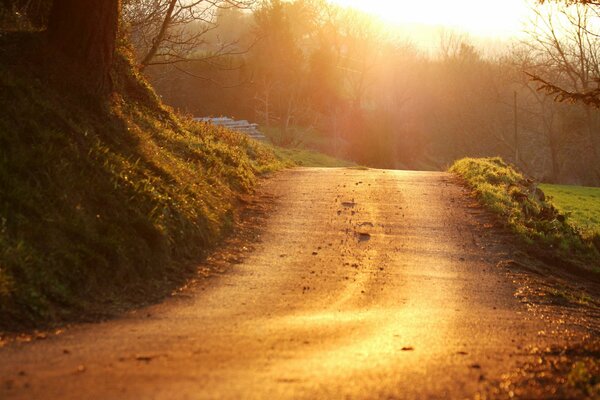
194 117 267 141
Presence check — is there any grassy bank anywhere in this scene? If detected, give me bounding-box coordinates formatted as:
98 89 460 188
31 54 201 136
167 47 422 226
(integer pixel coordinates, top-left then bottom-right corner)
0 35 285 330
450 158 600 273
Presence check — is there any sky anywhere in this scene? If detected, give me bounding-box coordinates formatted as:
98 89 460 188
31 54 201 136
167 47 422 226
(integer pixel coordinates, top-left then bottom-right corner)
329 0 533 38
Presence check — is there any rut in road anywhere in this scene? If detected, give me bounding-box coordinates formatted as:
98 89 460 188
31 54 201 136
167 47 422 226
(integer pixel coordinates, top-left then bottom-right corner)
0 168 558 399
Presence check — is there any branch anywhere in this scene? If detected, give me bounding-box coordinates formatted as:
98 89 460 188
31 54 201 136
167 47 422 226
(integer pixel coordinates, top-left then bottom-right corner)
140 0 178 70
527 72 600 106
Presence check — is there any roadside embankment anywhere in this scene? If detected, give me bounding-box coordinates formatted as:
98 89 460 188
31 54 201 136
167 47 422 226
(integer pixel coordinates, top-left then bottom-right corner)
450 157 600 276
0 34 286 330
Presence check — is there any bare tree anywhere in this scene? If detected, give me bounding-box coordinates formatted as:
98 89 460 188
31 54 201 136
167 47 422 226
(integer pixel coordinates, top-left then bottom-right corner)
123 0 255 71
251 0 308 130
530 1 600 106
335 8 383 109
525 3 600 178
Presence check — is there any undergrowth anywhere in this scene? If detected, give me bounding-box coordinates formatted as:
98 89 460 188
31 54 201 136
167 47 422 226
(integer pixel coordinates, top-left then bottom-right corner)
450 157 600 272
0 34 285 330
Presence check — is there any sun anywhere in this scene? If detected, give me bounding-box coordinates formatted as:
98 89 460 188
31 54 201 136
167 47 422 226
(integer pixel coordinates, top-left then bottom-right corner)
329 0 531 37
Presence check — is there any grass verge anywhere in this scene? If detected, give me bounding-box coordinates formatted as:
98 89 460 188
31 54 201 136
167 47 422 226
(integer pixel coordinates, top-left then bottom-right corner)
0 34 285 330
449 157 600 274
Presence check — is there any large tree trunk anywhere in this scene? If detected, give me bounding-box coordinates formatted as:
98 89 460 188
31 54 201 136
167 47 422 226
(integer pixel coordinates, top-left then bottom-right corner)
47 0 120 94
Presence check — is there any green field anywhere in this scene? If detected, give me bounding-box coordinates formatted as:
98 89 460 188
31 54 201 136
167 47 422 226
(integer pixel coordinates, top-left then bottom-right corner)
541 184 600 237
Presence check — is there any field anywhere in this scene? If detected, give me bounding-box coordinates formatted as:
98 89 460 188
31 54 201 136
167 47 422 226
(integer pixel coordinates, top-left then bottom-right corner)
541 184 600 237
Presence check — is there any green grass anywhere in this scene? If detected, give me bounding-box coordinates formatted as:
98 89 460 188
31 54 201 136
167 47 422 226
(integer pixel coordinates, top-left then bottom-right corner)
450 157 600 271
261 125 354 168
0 36 285 330
540 184 600 238
269 146 353 168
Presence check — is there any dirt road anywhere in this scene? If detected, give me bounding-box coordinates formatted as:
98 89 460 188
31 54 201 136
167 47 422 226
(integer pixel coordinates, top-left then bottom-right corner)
0 168 577 399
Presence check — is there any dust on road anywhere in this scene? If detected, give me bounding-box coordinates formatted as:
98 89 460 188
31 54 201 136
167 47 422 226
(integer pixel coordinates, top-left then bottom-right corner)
0 168 585 399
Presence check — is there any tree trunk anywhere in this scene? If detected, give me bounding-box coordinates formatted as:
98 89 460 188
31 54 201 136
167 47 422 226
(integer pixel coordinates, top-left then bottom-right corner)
47 0 120 94
548 132 561 183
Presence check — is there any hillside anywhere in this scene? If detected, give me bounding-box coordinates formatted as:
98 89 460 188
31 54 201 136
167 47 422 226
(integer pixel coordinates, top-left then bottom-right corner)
0 33 284 330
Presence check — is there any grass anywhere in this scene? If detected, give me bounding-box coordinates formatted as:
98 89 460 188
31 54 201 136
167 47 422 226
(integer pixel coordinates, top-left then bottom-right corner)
547 287 593 306
0 35 285 330
568 360 600 397
269 146 354 168
450 157 600 272
262 125 354 168
540 184 600 239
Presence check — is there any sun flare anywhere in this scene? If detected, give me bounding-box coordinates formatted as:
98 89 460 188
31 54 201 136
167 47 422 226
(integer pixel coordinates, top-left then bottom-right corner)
330 0 531 37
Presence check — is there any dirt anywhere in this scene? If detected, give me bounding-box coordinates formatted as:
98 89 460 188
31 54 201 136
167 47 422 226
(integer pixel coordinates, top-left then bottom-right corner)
0 167 598 399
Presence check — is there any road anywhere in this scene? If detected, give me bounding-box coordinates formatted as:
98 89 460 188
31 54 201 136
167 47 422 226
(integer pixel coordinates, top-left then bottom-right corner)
0 168 560 399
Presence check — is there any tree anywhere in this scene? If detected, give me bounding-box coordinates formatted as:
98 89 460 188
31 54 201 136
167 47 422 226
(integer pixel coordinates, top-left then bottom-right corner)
47 0 120 94
532 0 600 106
251 0 305 128
526 2 600 178
123 0 254 71
542 0 600 5
335 8 382 110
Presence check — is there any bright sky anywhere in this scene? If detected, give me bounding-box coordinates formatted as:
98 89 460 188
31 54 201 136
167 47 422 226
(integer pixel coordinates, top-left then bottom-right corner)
330 0 533 38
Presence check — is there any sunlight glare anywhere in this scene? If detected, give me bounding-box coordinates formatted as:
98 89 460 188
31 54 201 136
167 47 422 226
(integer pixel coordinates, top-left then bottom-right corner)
330 0 531 37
